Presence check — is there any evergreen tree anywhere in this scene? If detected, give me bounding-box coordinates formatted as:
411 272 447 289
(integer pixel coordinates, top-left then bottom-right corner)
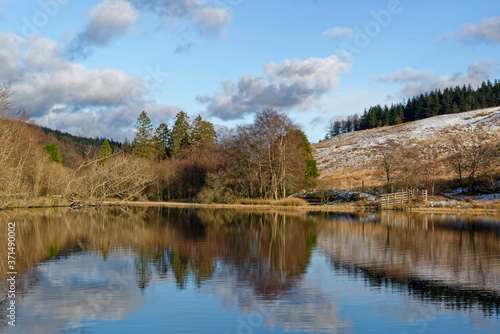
133 111 156 159
302 135 319 180
190 115 216 143
122 138 132 154
99 140 112 164
155 122 171 158
328 78 500 139
352 114 360 131
170 111 191 157
43 144 62 163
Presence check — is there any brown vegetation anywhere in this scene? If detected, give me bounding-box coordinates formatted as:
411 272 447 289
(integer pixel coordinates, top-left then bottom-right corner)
0 85 319 207
198 108 317 203
315 119 500 199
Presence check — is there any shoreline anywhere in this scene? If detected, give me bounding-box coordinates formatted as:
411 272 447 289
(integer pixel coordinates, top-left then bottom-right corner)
108 201 360 212
109 201 500 215
1 199 500 215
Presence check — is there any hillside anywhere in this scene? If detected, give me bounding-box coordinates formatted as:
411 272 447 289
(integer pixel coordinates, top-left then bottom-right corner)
312 106 500 192
26 123 121 168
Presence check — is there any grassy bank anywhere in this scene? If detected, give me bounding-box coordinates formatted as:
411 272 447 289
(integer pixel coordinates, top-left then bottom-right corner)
3 197 500 215
112 201 361 212
0 197 71 210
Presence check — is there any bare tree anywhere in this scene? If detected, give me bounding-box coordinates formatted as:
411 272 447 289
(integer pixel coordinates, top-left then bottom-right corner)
67 153 154 204
377 139 402 191
0 84 52 204
419 143 446 197
481 146 500 197
394 145 420 190
447 126 498 193
199 108 315 202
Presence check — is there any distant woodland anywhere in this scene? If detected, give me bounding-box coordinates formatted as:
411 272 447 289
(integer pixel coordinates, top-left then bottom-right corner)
0 83 317 207
325 79 500 138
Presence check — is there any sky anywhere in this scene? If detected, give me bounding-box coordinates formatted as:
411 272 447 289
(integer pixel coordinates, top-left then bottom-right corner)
0 0 499 143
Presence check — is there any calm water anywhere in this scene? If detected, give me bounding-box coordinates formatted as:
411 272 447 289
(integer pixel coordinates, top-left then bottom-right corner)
1 207 500 334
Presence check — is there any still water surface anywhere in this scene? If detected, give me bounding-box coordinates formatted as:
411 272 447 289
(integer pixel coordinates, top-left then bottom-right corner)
1 207 500 333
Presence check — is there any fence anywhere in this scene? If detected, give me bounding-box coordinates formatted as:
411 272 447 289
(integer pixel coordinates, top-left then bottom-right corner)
380 189 428 209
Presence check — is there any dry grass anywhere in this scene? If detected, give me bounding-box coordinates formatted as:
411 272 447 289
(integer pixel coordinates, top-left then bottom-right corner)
0 196 71 210
109 201 366 212
236 197 310 207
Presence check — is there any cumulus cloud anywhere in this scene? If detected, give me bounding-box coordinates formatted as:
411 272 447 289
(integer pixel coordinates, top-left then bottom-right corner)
197 52 352 120
194 6 232 35
67 0 232 58
323 27 354 40
34 102 181 140
132 0 233 37
67 0 139 58
453 16 500 44
377 60 499 97
0 33 24 80
0 32 180 140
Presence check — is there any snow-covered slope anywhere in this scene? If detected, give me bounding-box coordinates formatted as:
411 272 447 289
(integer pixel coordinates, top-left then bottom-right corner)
313 107 500 177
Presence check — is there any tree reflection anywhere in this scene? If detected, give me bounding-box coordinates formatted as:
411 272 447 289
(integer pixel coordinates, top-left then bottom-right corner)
132 208 317 294
1 207 500 321
317 211 500 316
135 248 153 291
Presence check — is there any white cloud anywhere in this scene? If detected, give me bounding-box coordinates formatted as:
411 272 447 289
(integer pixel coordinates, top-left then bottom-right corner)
25 37 65 70
454 16 500 44
89 0 138 29
377 61 499 97
323 27 354 40
34 101 181 140
194 6 233 36
0 32 180 141
0 33 24 80
68 0 139 58
198 52 352 120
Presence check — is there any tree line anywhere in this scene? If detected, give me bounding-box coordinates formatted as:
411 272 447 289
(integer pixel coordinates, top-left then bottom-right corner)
0 81 318 207
129 108 318 202
41 126 121 156
126 110 217 160
325 79 500 139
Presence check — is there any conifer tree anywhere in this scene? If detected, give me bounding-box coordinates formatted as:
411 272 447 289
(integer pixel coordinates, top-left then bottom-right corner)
122 138 132 154
133 111 156 159
43 144 62 163
99 139 112 164
155 122 171 158
170 111 191 157
325 79 500 139
190 115 216 143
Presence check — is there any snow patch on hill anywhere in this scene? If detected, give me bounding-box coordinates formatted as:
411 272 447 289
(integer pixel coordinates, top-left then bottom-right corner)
313 107 500 177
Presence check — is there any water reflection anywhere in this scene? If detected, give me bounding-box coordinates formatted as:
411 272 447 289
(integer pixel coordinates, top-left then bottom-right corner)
0 208 499 333
17 254 141 334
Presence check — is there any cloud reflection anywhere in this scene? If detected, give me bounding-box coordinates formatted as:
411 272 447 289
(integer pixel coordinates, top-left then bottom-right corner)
208 266 353 334
16 252 143 334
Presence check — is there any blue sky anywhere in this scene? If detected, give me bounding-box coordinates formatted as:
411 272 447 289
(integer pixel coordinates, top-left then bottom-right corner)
0 0 499 142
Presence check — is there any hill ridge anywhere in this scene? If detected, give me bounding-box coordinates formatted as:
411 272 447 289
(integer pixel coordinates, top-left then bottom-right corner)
313 106 500 181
